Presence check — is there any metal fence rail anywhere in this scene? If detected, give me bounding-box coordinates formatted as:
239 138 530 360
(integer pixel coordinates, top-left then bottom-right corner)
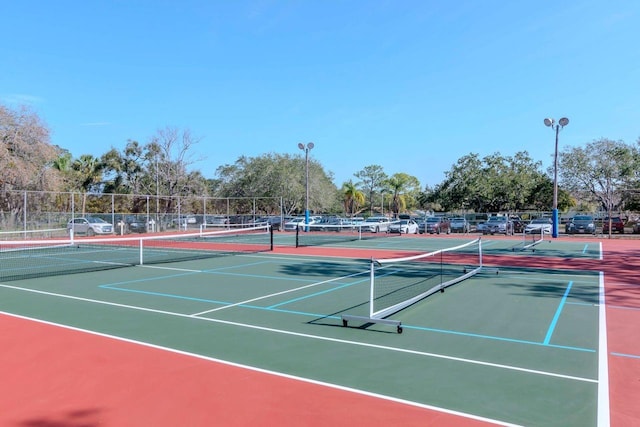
0 190 283 234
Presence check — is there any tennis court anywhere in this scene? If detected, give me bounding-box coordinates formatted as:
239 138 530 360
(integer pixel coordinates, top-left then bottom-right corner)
1 230 636 426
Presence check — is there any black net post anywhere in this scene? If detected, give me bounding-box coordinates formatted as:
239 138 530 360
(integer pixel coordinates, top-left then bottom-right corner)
270 225 274 250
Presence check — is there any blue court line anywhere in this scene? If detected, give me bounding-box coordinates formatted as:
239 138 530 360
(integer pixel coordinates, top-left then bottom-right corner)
544 280 573 345
405 324 595 353
611 352 640 359
582 244 589 254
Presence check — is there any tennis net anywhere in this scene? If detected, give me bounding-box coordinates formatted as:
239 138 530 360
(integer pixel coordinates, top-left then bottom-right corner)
342 238 483 333
295 221 398 247
0 225 273 282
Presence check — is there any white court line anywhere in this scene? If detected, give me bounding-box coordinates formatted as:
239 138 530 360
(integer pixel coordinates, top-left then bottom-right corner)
0 282 596 385
597 271 610 427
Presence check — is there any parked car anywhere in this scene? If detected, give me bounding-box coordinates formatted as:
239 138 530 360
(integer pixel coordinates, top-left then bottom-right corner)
524 218 552 235
283 217 306 231
633 221 640 234
125 216 147 233
204 216 229 227
510 216 525 234
309 216 348 231
349 217 365 225
362 216 391 233
449 217 470 233
389 219 419 234
565 215 596 235
172 215 197 228
483 216 513 235
253 216 283 231
603 217 625 234
67 217 113 236
421 217 450 234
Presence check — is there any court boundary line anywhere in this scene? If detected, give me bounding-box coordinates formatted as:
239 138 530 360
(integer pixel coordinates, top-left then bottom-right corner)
598 271 610 426
0 282 597 384
0 310 522 427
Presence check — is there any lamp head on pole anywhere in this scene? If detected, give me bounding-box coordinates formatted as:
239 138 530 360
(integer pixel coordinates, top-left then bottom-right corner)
298 142 315 152
544 117 569 129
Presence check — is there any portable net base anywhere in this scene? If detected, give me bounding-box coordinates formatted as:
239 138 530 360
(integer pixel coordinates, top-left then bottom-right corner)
515 228 549 252
0 225 273 282
341 238 483 334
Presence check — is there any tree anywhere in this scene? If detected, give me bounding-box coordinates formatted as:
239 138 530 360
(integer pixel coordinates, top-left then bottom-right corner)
146 127 205 214
559 138 639 227
431 151 552 213
0 104 59 191
100 140 147 195
0 104 62 228
385 173 421 217
354 165 388 215
71 154 105 215
342 181 365 217
51 151 74 189
214 153 340 216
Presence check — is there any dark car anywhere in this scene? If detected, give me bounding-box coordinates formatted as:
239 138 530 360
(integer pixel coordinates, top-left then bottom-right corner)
254 216 283 231
510 216 525 234
603 217 624 234
565 215 596 235
421 217 450 234
125 216 147 233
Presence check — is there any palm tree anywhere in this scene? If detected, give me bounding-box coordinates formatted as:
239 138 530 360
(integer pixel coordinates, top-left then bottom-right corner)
386 174 409 217
51 152 74 187
72 154 104 215
342 181 365 217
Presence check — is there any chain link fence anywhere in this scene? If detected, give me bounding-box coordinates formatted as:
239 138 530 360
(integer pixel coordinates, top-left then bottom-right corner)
0 190 283 237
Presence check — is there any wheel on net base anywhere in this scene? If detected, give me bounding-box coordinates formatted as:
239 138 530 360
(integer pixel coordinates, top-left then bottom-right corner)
342 319 348 327
397 325 403 334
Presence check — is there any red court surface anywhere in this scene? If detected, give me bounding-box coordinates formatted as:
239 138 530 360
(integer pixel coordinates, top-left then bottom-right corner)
0 313 492 426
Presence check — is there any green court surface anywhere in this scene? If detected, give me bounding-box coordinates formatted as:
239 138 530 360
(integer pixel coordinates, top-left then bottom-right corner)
0 236 605 426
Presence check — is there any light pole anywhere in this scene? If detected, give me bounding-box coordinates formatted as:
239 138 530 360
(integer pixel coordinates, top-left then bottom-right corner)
298 142 314 228
544 117 569 238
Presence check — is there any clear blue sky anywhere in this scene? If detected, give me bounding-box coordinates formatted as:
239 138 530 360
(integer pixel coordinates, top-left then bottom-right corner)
2 0 638 188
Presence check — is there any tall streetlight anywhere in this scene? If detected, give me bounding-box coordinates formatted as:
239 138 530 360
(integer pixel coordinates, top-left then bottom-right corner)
298 142 314 228
544 117 569 238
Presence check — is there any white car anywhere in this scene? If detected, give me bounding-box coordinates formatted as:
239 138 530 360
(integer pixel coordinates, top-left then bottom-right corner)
67 217 114 236
283 217 306 231
361 216 391 233
525 218 553 235
389 219 419 234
